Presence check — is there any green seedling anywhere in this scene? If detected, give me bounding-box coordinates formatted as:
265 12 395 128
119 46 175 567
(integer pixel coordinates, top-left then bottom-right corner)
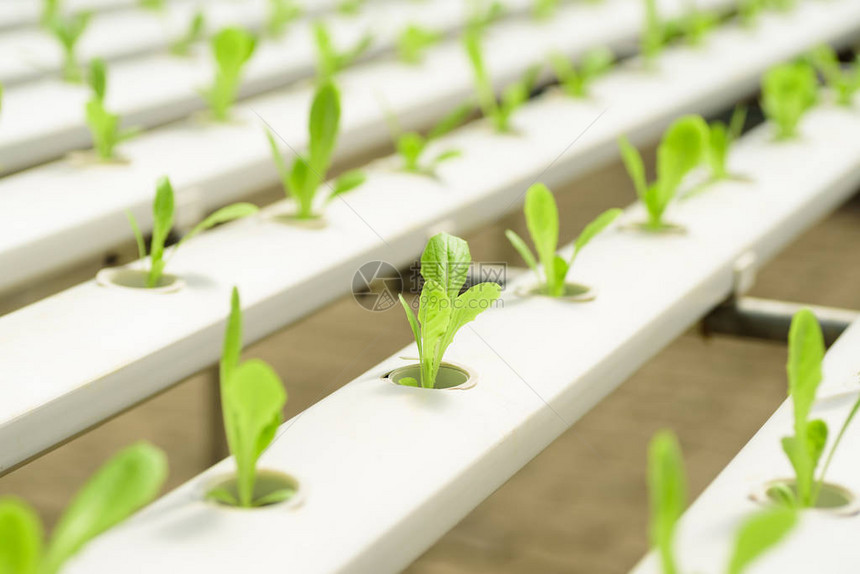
506 183 621 298
704 106 747 183
126 177 258 288
766 0 795 11
267 0 302 38
466 0 505 34
398 233 501 388
206 288 293 508
533 0 560 20
727 507 798 574
85 59 138 161
675 2 719 46
464 29 538 133
337 0 365 16
389 104 471 175
0 442 167 574
738 0 766 27
549 48 613 98
138 0 166 12
761 62 818 140
49 11 91 83
641 0 666 65
41 0 61 28
396 25 441 65
808 45 860 107
618 115 709 231
169 10 205 57
201 27 257 122
774 309 860 509
265 82 365 220
313 22 373 83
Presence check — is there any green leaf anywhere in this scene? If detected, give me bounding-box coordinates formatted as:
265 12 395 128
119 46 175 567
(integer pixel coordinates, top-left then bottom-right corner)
398 294 422 358
220 287 243 386
43 443 167 574
761 62 818 139
505 229 539 275
618 136 649 200
266 0 301 38
432 149 462 166
328 170 365 201
180 202 259 245
417 279 453 388
648 430 686 574
147 177 175 288
252 488 295 507
205 487 238 507
420 232 471 298
397 132 425 171
398 377 420 387
308 81 341 178
440 282 502 351
428 104 472 140
204 27 256 120
548 255 569 297
707 122 729 179
396 24 440 65
125 210 147 261
265 128 292 190
642 0 664 62
88 58 107 101
572 208 622 263
0 498 42 574
523 183 559 293
463 29 499 128
170 10 206 56
727 507 797 574
656 115 709 196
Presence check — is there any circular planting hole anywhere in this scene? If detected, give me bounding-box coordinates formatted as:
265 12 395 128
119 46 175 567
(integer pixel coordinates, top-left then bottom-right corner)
515 282 595 302
205 470 301 510
96 268 183 293
752 478 860 516
386 363 475 390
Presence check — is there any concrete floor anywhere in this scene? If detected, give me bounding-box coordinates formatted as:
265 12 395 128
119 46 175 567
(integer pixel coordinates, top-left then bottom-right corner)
2 147 859 572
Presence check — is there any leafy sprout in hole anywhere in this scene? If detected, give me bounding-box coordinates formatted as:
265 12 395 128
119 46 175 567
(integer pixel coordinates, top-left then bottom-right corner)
49 11 91 83
761 61 818 140
266 0 302 39
0 442 167 574
201 27 257 122
388 103 471 175
618 115 709 231
169 10 206 57
506 183 621 298
265 81 366 220
396 24 441 65
464 28 539 134
85 59 139 161
808 45 860 107
398 233 501 389
704 106 747 183
125 177 259 288
548 47 613 98
206 288 294 508
313 22 373 83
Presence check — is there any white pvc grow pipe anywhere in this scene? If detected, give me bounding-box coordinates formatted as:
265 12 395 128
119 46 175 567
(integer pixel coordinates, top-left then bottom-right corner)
631 320 860 574
0 0 192 31
0 0 841 298
0 0 857 473
61 104 860 573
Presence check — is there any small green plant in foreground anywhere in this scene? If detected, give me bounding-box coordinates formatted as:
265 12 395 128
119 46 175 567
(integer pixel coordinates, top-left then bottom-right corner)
206 288 293 508
266 82 365 220
169 10 206 57
549 48 613 98
396 25 441 65
0 442 166 574
201 27 257 122
126 177 258 288
389 104 470 175
85 59 138 161
266 0 302 39
770 309 860 509
761 61 818 140
808 45 860 107
506 183 621 297
313 22 373 83
618 115 709 231
648 430 798 574
398 233 501 388
49 11 91 83
704 106 747 183
464 29 538 133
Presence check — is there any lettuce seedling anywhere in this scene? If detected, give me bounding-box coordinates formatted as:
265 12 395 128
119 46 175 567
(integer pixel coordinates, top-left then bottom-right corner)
761 62 818 140
389 104 470 175
396 25 441 65
809 45 860 107
85 59 138 161
126 177 258 288
397 233 501 388
675 3 719 46
313 22 373 83
0 442 166 574
618 115 708 231
464 29 538 133
727 507 797 574
201 27 257 122
265 82 365 219
705 106 747 182
506 183 620 297
169 10 205 57
266 0 302 39
549 48 613 98
207 288 293 508
466 0 505 34
49 11 91 83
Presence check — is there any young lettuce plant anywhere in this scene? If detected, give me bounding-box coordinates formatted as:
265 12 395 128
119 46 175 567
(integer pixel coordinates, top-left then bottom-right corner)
169 10 206 57
705 106 747 183
396 25 442 65
266 0 302 39
49 11 91 83
548 48 613 98
618 115 709 231
389 104 471 175
761 61 818 140
313 22 373 83
0 442 167 574
126 177 258 288
464 29 538 134
207 288 293 508
397 233 501 388
201 27 257 122
506 183 621 298
85 59 138 161
808 45 860 107
265 82 366 220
